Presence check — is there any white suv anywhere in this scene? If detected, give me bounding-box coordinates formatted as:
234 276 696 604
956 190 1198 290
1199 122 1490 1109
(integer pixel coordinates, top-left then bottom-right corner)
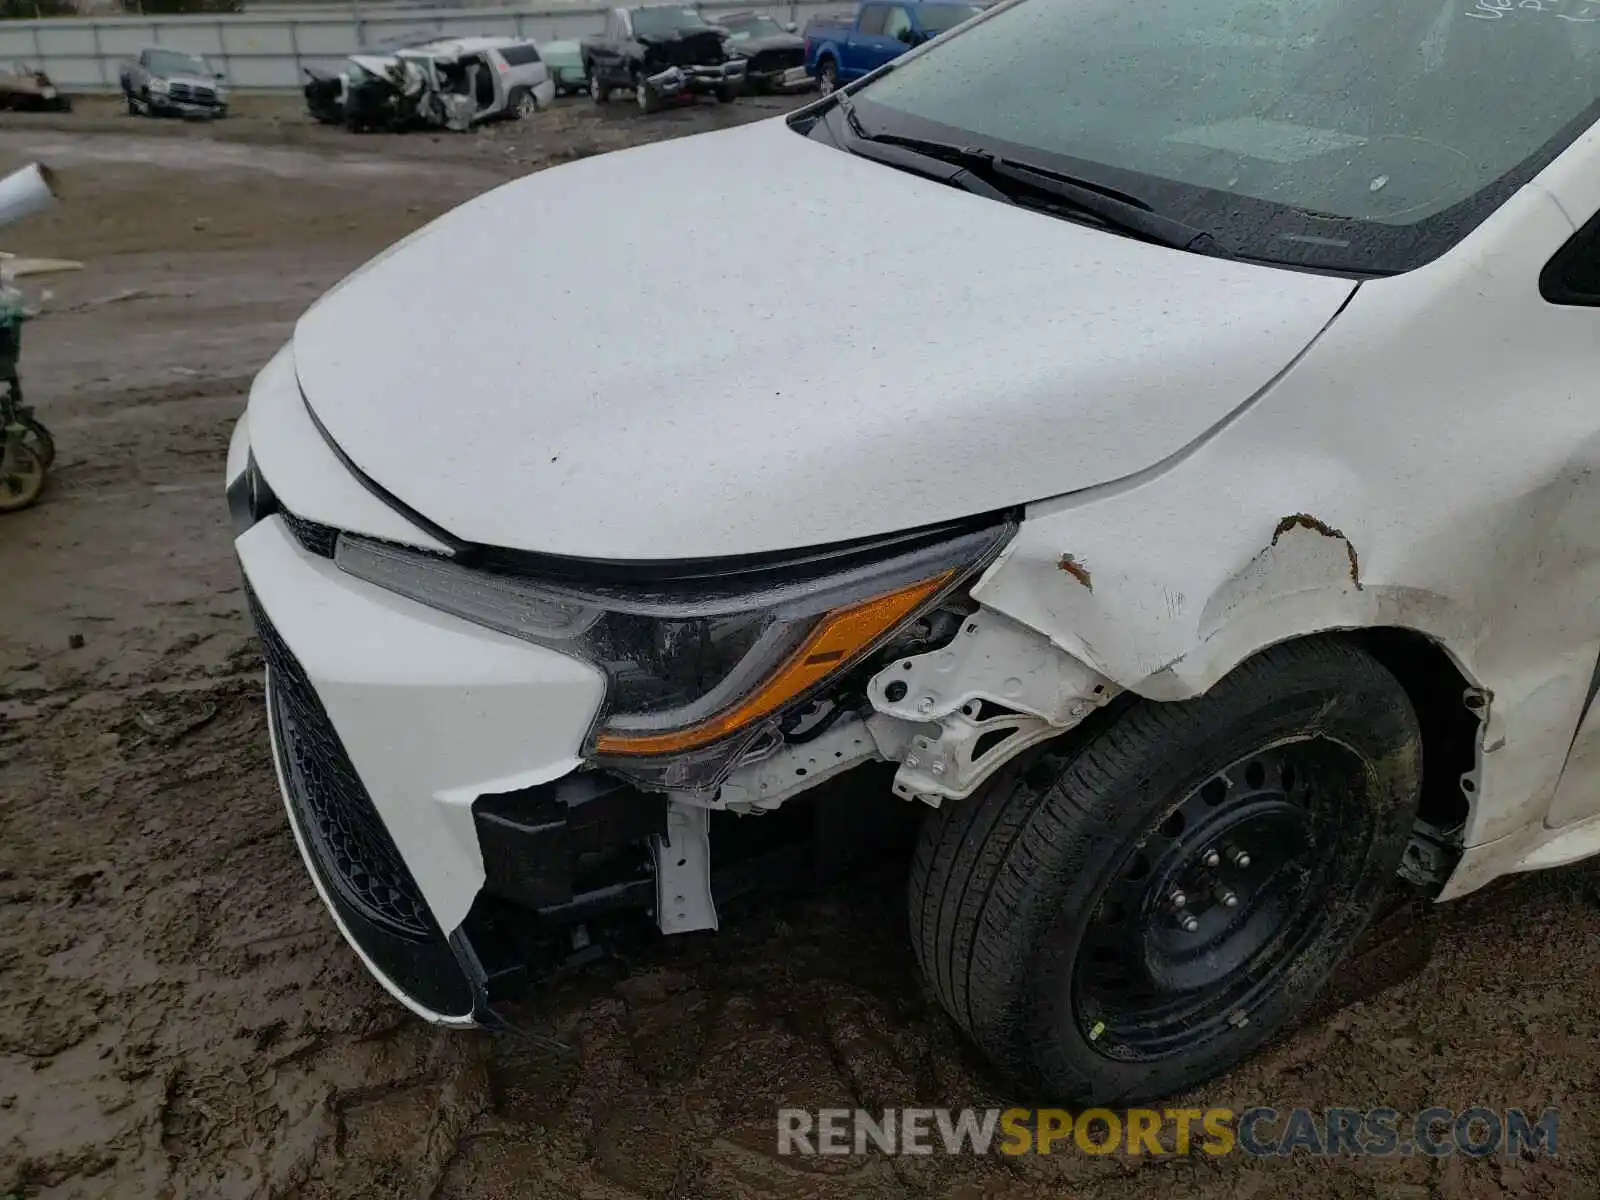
399 36 556 122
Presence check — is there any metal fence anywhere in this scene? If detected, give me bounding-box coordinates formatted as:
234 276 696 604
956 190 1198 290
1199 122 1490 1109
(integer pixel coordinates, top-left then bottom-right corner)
0 1 842 90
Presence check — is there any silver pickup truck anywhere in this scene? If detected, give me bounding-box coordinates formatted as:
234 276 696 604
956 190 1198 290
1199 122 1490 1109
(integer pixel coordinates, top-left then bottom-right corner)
120 46 230 119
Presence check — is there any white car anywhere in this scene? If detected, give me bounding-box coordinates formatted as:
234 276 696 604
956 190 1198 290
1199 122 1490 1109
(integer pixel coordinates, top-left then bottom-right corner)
227 0 1600 1103
400 36 557 122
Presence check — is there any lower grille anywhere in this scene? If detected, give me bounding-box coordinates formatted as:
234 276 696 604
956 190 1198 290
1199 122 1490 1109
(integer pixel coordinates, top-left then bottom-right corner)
168 82 217 104
246 585 437 941
750 47 804 73
283 511 339 558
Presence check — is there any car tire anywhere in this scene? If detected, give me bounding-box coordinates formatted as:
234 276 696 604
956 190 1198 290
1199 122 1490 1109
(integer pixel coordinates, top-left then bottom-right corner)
508 87 538 119
634 71 658 114
588 67 610 104
713 84 738 103
125 90 139 116
817 58 838 95
908 636 1422 1104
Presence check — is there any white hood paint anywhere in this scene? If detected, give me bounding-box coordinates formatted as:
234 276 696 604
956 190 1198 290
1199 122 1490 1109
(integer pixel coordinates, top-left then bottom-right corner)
292 118 1357 561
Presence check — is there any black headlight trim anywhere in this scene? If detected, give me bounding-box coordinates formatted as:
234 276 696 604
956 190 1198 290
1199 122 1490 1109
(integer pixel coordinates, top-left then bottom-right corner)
302 380 1021 588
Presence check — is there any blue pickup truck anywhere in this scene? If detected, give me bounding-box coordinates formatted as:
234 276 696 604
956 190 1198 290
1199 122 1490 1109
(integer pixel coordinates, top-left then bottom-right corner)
803 2 984 94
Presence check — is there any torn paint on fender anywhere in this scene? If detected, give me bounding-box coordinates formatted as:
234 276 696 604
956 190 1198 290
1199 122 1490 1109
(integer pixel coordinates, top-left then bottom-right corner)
973 181 1600 899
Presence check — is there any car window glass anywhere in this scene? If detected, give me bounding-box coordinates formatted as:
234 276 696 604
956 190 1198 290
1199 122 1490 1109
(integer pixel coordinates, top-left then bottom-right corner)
858 5 889 35
499 43 542 64
883 6 914 39
852 0 1600 273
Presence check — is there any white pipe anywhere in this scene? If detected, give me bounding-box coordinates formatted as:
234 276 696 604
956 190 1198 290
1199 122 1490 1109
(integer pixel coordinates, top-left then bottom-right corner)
0 163 59 229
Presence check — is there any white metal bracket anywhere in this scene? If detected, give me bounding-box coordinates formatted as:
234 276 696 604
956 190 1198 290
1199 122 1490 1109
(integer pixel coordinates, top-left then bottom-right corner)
651 800 718 934
868 609 1118 805
869 608 1112 725
706 716 886 813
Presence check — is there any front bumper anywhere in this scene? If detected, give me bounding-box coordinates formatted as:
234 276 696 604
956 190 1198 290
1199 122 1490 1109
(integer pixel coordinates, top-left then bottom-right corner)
645 58 746 98
232 384 621 1016
750 64 812 91
155 97 224 118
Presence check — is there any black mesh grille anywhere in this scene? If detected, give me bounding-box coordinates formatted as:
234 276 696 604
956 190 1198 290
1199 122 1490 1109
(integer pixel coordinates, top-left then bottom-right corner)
246 585 437 940
749 46 804 73
282 511 339 559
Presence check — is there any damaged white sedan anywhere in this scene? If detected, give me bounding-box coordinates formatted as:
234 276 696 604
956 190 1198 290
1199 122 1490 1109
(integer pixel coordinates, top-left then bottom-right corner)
227 0 1600 1102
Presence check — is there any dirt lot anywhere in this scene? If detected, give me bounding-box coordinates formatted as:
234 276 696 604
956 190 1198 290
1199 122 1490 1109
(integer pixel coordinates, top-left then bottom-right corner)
1 92 1598 1200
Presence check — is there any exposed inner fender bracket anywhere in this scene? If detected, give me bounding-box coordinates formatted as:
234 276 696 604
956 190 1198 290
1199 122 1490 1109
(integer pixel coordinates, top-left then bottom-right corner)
867 608 1119 804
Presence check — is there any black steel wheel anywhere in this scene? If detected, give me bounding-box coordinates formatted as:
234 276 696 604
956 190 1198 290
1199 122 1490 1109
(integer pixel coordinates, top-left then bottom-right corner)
909 636 1422 1103
1072 739 1364 1060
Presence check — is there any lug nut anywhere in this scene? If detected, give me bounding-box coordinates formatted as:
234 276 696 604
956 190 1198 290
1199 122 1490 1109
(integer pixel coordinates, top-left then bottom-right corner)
1201 849 1221 868
1168 889 1188 910
1178 913 1199 932
1229 848 1252 869
1215 887 1239 909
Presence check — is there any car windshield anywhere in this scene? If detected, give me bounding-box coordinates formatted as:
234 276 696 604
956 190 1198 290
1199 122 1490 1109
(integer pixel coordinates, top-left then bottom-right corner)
147 50 210 76
919 4 983 33
845 0 1600 273
631 6 707 36
723 14 786 38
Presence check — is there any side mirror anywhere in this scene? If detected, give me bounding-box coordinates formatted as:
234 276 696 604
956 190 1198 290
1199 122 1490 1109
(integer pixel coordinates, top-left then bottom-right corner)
214 71 227 80
784 21 798 32
896 27 919 44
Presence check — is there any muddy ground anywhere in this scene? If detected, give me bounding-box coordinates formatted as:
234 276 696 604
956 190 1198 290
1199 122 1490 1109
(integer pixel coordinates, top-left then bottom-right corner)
0 92 1597 1200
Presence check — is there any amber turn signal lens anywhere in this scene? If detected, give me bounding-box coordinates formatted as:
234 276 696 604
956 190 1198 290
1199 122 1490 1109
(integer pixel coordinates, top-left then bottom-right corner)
593 570 955 757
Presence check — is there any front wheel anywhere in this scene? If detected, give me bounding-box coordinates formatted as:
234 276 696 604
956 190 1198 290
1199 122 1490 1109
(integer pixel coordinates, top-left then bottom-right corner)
0 436 45 512
909 636 1422 1104
588 68 610 104
634 72 659 113
713 84 738 104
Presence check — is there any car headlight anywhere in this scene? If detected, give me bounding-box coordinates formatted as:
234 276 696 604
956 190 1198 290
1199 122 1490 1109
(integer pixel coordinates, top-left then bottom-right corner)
149 78 170 94
333 522 1012 791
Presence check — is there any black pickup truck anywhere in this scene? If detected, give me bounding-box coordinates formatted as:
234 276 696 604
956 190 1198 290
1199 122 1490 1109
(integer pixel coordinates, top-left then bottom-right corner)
582 5 748 112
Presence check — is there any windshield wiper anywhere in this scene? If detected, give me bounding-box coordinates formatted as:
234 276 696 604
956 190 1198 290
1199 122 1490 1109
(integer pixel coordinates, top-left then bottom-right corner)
841 121 1234 258
826 100 1012 204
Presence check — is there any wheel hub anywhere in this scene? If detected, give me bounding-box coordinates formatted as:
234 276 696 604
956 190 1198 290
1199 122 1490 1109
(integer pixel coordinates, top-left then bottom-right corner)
1073 739 1358 1060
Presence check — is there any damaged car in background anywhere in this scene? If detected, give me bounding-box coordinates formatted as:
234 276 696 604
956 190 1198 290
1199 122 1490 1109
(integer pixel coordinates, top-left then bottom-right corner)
0 64 71 112
120 46 229 119
229 0 1600 1106
716 10 811 93
304 37 555 132
583 5 746 112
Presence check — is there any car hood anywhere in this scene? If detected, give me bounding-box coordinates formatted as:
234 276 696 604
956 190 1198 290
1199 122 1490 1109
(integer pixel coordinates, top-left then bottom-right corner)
737 33 806 53
293 118 1357 562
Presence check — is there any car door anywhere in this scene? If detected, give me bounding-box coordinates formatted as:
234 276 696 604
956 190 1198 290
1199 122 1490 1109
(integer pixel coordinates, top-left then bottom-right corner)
843 4 896 78
880 4 923 54
1528 174 1600 832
